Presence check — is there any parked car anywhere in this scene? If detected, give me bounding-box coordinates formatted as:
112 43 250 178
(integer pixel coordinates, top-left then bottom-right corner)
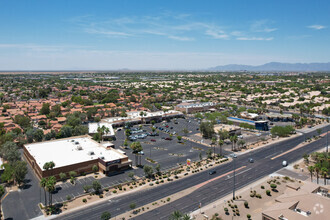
282 160 288 167
209 170 216 175
170 127 173 129
165 137 172 140
139 151 144 155
248 158 254 163
151 139 156 142
166 125 169 128
172 131 176 135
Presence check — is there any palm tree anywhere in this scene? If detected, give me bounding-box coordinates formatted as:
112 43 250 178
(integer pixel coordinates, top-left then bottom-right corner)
321 167 328 185
314 163 321 184
169 210 183 220
218 139 224 156
308 166 315 182
211 137 217 159
48 161 55 176
40 178 48 207
46 176 56 207
232 135 238 151
230 136 235 151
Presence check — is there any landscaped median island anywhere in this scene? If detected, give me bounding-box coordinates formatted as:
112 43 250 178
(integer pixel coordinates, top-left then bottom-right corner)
43 155 230 217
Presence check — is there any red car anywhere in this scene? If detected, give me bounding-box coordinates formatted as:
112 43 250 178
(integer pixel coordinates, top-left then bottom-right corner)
165 125 169 128
165 137 172 140
151 139 156 142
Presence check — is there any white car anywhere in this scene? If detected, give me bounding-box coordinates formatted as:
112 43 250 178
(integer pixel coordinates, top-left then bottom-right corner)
282 160 288 167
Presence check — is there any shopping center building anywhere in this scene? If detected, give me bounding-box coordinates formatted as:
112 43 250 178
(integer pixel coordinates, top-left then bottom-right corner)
23 135 132 180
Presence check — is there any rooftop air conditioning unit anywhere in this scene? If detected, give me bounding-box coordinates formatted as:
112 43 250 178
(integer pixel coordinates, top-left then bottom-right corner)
76 146 83 151
75 141 79 145
88 151 95 156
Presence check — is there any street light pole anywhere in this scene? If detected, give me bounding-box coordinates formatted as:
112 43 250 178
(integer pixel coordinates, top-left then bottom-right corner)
326 126 328 153
233 155 236 200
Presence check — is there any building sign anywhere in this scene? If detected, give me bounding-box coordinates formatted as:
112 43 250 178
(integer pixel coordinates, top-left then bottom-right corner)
106 159 120 166
187 159 191 166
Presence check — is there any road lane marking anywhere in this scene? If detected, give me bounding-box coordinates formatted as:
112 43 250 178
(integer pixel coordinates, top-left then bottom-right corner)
271 143 305 160
195 166 246 189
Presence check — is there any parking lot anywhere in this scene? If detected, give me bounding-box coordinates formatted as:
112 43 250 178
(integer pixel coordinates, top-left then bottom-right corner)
112 117 227 171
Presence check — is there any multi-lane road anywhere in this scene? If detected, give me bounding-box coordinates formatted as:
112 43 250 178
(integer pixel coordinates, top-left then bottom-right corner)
55 125 329 220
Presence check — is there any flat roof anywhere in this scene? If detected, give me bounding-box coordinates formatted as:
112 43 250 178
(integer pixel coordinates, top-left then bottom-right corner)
25 135 126 170
88 122 115 136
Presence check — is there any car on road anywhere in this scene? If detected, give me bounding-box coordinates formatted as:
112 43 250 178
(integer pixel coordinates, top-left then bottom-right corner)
282 160 288 167
150 139 156 142
165 137 172 140
209 170 216 175
139 151 144 155
248 158 254 163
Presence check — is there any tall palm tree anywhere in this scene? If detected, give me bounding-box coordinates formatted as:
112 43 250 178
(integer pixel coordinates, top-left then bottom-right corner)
308 166 314 182
230 136 235 151
211 137 217 159
218 140 224 156
232 135 238 151
46 176 56 207
40 178 48 207
321 167 328 185
314 163 321 184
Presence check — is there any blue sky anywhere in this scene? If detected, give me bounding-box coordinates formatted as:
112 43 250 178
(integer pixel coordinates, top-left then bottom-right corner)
0 0 329 70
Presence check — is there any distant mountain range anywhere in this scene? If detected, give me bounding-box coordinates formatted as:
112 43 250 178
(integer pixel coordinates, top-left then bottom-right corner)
208 62 330 72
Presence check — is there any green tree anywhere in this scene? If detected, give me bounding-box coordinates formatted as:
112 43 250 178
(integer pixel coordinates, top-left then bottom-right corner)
200 121 215 139
92 180 102 194
1 163 14 183
127 171 135 180
92 165 99 173
59 172 67 181
155 163 161 175
13 161 28 186
33 129 44 142
40 103 51 115
143 165 154 178
206 149 213 159
177 136 182 143
129 202 136 210
100 211 111 220
0 141 20 164
83 185 92 193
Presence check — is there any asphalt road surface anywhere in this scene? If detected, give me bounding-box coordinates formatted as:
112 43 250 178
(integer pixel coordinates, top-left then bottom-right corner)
55 125 329 220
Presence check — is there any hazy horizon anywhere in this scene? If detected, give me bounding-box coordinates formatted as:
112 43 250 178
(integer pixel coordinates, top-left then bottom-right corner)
1 0 329 70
